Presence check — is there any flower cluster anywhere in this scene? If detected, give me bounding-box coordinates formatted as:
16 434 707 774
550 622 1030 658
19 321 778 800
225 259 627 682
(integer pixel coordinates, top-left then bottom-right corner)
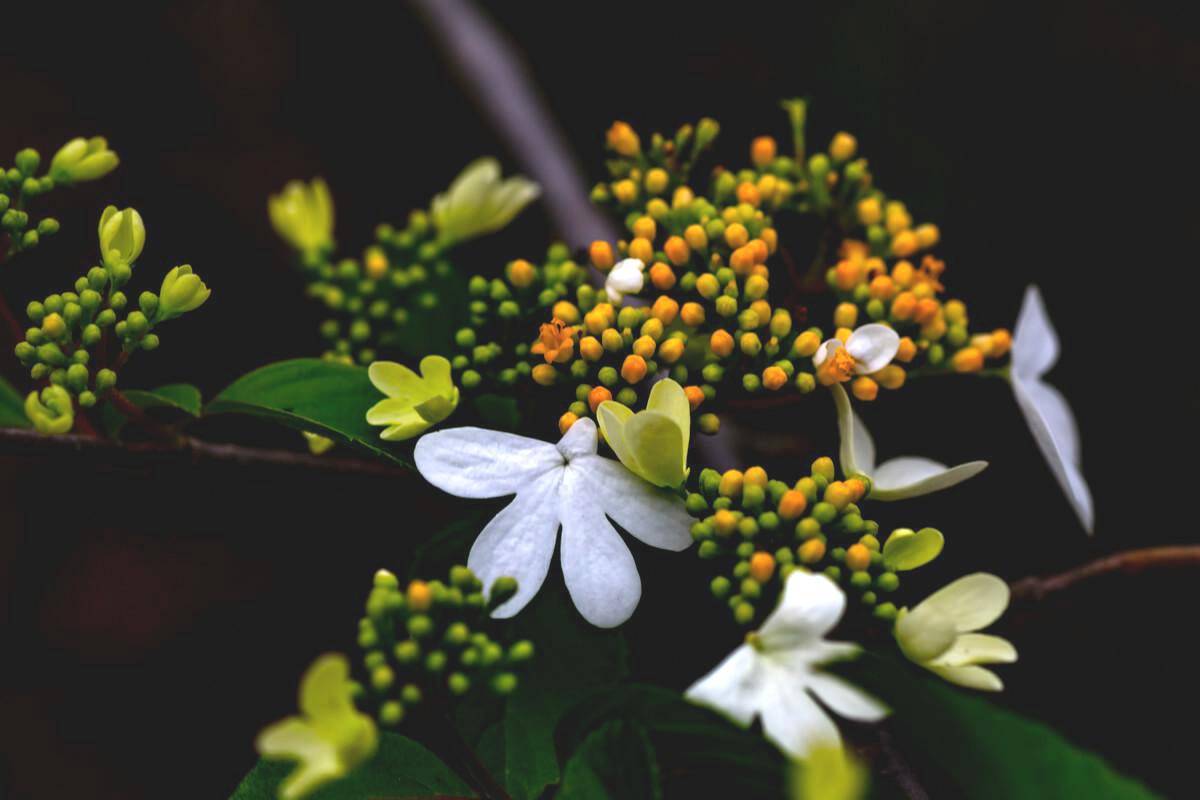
685 458 937 628
13 206 209 432
354 566 535 726
2 138 118 260
270 160 539 366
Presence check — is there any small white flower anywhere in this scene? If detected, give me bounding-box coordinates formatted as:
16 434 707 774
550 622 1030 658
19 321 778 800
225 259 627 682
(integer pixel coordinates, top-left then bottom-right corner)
604 257 646 303
414 418 692 627
685 571 887 758
1010 285 1093 533
832 384 987 500
813 324 900 385
894 573 1017 691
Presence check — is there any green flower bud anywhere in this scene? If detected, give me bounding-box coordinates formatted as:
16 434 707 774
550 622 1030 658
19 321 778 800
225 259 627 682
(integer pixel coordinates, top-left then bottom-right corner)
38 218 61 236
25 385 74 434
66 363 89 393
78 391 97 408
394 640 420 664
49 137 118 185
97 206 145 268
507 640 535 663
490 672 518 696
14 341 36 364
425 650 447 673
157 265 210 319
379 701 404 726
15 148 41 177
36 343 67 366
488 576 518 608
400 684 423 705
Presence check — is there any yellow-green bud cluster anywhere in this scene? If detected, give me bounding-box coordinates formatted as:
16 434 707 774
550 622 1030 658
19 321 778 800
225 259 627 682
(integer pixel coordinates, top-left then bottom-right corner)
305 210 445 366
355 566 534 727
450 243 587 396
1 142 83 259
686 461 909 627
13 210 206 429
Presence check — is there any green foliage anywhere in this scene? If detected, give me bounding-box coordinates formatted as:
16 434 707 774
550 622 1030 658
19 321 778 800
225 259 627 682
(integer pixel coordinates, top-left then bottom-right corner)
498 582 629 800
207 358 409 465
837 654 1160 799
558 719 661 800
230 731 472 800
101 383 201 437
0 375 32 428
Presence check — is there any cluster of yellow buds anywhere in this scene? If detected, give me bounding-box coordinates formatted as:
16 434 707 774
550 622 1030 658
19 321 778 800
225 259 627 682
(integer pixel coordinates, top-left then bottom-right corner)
826 242 1012 376
684 459 942 627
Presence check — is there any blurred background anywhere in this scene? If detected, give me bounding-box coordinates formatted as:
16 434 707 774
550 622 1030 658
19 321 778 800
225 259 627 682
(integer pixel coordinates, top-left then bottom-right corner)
1 1 1196 797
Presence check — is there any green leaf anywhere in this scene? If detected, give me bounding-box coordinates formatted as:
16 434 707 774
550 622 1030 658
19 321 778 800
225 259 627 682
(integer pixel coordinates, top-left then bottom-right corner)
206 359 409 465
101 383 203 437
558 719 661 800
557 683 784 798
0 375 31 428
502 581 628 800
472 393 520 431
836 654 1159 799
229 731 473 799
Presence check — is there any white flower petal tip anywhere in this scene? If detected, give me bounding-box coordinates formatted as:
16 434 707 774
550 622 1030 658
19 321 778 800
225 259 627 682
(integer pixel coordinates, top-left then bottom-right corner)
1010 285 1094 534
685 572 887 759
833 385 987 501
604 258 646 303
414 422 691 628
431 158 541 245
895 573 1016 692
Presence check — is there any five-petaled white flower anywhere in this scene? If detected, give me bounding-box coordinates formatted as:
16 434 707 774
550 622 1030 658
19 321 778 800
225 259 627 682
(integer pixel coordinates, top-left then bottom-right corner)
414 418 693 627
685 571 887 758
832 384 987 500
1010 285 1093 533
894 573 1016 691
813 324 900 386
605 257 646 303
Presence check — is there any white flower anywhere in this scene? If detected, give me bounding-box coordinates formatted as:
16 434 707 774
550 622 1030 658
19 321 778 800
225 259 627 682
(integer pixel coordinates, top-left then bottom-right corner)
1010 285 1093 533
431 158 540 245
894 573 1017 691
685 571 887 758
832 384 987 500
413 418 692 627
604 257 646 303
813 324 900 385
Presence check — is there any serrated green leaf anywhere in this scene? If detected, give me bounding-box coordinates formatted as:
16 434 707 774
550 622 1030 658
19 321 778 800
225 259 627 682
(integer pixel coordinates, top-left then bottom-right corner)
835 653 1159 799
206 359 409 465
0 375 31 428
229 731 473 799
558 719 661 800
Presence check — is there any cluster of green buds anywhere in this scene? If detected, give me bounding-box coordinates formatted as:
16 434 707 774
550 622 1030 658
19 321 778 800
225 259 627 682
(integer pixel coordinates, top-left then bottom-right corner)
13 206 210 432
685 458 943 628
451 244 587 398
270 178 448 365
355 566 534 727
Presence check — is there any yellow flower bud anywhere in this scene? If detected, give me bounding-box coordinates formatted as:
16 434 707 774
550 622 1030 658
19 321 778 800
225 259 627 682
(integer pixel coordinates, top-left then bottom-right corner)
792 330 821 358
645 167 669 195
684 224 708 251
651 295 679 325
680 302 706 327
834 302 859 329
606 121 640 157
559 412 579 434
952 347 984 373
724 223 749 249
552 301 580 325
579 336 603 361
628 236 654 263
874 364 906 390
830 132 858 162
915 223 940 249
719 470 744 499
632 216 656 240
532 364 557 385
696 273 721 299
672 185 695 209
798 538 826 564
506 258 536 288
602 328 624 352
633 335 656 359
365 248 388 279
857 197 882 225
658 337 685 364
613 179 638 204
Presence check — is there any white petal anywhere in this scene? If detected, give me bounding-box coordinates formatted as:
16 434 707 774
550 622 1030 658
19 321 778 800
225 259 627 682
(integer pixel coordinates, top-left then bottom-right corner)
576 456 693 551
870 457 989 500
758 664 843 758
806 672 889 723
557 416 599 461
1011 284 1059 380
468 472 562 619
928 664 1004 692
684 645 765 727
759 571 847 650
415 427 562 499
914 573 1009 633
929 633 1017 668
559 466 641 627
831 385 875 475
1019 380 1080 467
813 338 841 368
1013 378 1094 533
845 324 900 374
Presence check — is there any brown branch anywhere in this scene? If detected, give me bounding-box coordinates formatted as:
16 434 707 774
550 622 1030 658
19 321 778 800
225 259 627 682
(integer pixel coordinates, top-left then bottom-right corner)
1009 546 1200 602
0 425 409 479
874 726 930 800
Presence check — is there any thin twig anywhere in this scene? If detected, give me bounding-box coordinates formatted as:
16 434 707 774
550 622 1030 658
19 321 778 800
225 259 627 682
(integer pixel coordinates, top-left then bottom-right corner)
0 426 409 478
875 726 930 800
411 0 616 249
1009 546 1200 602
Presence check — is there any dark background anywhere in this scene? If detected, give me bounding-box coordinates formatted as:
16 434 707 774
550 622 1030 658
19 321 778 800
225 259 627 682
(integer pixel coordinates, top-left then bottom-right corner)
2 1 1196 798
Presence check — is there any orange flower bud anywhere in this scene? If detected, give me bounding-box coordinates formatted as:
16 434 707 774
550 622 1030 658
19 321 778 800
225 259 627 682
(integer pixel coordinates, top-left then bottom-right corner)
651 295 680 325
684 385 705 409
664 236 690 266
736 182 761 207
621 355 648 383
632 216 656 240
633 335 657 359
579 336 603 361
751 136 777 168
589 241 615 271
891 230 919 257
407 580 433 611
798 538 826 564
587 385 612 412
649 262 676 290
762 366 788 391
845 543 871 571
724 222 749 248
710 329 735 357
891 291 917 321
952 347 984 373
830 132 858 161
778 490 809 520
729 246 756 276
629 236 654 264
914 298 941 325
684 224 708 250
895 337 917 362
990 328 1012 357
760 227 778 253
744 466 768 488
552 300 580 325
606 121 640 156
507 259 536 288
559 412 579 434
851 376 879 401
680 302 706 327
869 275 895 300
657 337 685 363
845 478 867 502
749 552 776 583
